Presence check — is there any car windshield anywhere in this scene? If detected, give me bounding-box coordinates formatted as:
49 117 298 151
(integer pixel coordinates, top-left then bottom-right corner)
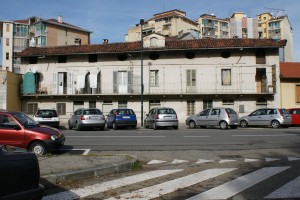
36 109 57 117
13 113 39 128
117 109 135 115
158 109 175 114
83 109 102 115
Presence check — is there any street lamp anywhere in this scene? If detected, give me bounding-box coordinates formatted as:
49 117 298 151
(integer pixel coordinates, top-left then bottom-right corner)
140 18 144 127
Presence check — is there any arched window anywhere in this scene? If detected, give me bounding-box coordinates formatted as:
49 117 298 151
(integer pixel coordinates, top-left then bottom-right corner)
150 37 158 47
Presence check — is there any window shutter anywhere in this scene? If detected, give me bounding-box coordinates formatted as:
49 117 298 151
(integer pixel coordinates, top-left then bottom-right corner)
127 71 133 93
52 72 57 94
296 85 300 103
67 72 73 94
97 71 101 93
113 71 118 93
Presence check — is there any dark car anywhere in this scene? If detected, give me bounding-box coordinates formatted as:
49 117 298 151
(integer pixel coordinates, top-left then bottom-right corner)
144 107 179 130
107 108 137 130
68 108 106 131
0 111 65 155
33 108 60 128
0 144 44 200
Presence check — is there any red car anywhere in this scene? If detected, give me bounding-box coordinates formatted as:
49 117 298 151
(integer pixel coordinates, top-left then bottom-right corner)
287 108 300 126
0 111 65 155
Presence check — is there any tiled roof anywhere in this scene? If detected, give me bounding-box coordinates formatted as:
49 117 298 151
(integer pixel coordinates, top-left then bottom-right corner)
280 62 300 79
147 10 197 26
17 38 286 57
46 19 92 33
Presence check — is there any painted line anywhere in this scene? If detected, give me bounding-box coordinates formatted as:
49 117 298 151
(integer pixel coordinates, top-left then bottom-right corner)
105 168 236 200
42 169 183 200
66 136 166 138
264 175 300 199
266 158 281 162
196 159 214 164
147 160 167 165
244 158 261 163
219 159 236 164
82 149 90 156
186 166 290 200
184 136 210 138
171 159 189 164
288 157 300 161
60 149 90 156
232 134 297 137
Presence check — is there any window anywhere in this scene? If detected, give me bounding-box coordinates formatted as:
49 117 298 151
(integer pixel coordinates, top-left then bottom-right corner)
6 24 10 32
222 99 234 105
272 65 277 93
256 98 267 109
102 100 113 115
89 54 97 63
256 49 266 64
57 103 66 115
118 101 127 108
89 101 96 108
221 69 231 85
27 103 38 115
296 85 300 103
150 70 159 87
29 57 38 64
211 109 220 115
58 56 67 63
187 69 196 86
150 37 158 47
6 53 9 60
6 38 9 46
203 100 213 110
187 100 195 116
149 100 161 110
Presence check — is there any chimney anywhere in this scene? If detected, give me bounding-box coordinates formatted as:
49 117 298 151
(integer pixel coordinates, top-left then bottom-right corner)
58 14 63 23
103 39 109 44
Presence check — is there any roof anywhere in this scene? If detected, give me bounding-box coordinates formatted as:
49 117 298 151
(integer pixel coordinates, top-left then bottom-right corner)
280 62 300 79
17 38 286 57
147 10 197 26
45 19 92 33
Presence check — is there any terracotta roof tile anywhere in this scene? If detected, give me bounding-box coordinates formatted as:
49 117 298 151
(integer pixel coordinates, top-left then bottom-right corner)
280 62 300 78
17 38 286 57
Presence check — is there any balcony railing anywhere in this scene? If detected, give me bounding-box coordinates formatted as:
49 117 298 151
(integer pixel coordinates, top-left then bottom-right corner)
21 82 274 96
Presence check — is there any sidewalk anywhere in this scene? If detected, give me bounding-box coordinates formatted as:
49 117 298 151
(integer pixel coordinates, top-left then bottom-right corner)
38 154 138 186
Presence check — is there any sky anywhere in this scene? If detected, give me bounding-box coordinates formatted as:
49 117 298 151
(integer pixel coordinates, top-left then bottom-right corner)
1 0 300 63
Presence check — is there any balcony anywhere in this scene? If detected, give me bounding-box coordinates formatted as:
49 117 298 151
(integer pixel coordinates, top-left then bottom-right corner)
21 82 275 96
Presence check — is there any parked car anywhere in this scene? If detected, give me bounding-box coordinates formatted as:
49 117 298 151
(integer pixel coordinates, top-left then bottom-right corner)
185 107 239 130
0 144 44 200
239 108 291 128
68 108 106 131
33 108 60 128
287 108 300 126
0 111 65 155
144 107 178 130
107 108 137 130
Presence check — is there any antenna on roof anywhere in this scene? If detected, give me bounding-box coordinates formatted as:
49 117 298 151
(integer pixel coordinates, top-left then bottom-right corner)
264 7 285 18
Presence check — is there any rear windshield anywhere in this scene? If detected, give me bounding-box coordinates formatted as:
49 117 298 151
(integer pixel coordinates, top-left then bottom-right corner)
83 109 102 115
158 109 176 114
225 108 237 115
36 109 58 117
117 109 135 115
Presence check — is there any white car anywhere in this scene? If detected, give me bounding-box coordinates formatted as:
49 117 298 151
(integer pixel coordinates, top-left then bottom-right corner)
33 108 60 128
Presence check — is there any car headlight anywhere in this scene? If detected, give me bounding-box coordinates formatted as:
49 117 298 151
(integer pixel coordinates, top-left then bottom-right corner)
51 135 58 140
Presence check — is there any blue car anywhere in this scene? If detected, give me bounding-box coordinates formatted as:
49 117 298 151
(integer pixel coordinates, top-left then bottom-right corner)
107 109 137 130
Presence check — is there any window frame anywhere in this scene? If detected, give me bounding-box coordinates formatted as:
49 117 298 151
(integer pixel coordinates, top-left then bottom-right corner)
221 69 231 86
27 103 38 115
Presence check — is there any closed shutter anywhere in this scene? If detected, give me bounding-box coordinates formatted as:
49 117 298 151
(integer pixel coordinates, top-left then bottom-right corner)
296 85 300 103
113 71 118 93
52 72 57 94
128 71 133 93
67 72 73 94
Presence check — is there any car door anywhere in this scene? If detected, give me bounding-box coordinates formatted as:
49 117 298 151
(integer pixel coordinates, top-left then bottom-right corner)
0 114 25 148
247 109 262 126
196 109 210 126
145 109 154 127
289 109 300 125
106 110 115 127
208 108 221 126
69 109 80 127
266 109 277 125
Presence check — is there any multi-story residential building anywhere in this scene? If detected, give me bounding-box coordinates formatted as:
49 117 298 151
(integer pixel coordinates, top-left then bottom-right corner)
230 12 259 39
0 15 92 73
196 14 230 39
17 35 285 124
257 13 293 62
280 62 300 108
126 9 199 42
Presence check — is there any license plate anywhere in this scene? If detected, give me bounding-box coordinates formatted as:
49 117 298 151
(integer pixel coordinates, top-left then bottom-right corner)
123 116 130 119
90 117 99 120
164 116 172 118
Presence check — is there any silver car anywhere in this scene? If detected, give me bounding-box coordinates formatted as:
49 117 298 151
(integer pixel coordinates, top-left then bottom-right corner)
144 107 178 130
68 108 106 131
185 107 239 130
239 108 291 128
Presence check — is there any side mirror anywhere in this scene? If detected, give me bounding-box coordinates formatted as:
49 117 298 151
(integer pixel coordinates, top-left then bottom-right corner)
14 125 21 130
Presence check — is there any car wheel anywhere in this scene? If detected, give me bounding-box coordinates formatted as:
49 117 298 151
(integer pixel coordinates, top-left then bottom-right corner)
30 142 47 155
68 121 72 130
76 122 81 131
271 120 280 128
219 121 228 130
188 120 196 129
153 122 157 130
230 125 238 129
113 122 117 130
240 120 248 128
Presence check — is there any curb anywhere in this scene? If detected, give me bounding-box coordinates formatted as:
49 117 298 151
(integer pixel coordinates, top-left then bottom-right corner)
40 156 138 186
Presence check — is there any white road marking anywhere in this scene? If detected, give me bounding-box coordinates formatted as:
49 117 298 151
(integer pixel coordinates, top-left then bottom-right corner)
67 136 166 138
266 157 281 162
147 160 167 164
42 169 182 200
171 159 189 164
232 134 298 137
105 168 236 200
186 166 290 200
244 158 261 162
196 159 214 164
219 159 236 163
60 149 90 156
264 175 300 199
184 136 210 138
82 149 90 156
288 157 300 161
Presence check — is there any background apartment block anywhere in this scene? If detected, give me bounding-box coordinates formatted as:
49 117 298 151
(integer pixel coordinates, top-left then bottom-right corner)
0 15 92 73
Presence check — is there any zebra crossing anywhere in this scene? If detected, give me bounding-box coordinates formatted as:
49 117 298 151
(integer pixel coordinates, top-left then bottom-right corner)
43 164 300 200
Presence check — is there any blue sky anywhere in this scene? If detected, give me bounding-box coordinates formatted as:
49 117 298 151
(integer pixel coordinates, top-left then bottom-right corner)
1 0 299 63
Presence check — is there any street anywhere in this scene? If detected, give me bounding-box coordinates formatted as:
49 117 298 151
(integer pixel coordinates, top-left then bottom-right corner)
43 126 300 199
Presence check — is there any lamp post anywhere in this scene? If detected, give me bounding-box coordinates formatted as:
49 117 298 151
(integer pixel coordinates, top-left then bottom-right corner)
140 18 144 127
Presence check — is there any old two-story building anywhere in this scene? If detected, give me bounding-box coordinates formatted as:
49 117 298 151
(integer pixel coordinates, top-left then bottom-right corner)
17 34 285 124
